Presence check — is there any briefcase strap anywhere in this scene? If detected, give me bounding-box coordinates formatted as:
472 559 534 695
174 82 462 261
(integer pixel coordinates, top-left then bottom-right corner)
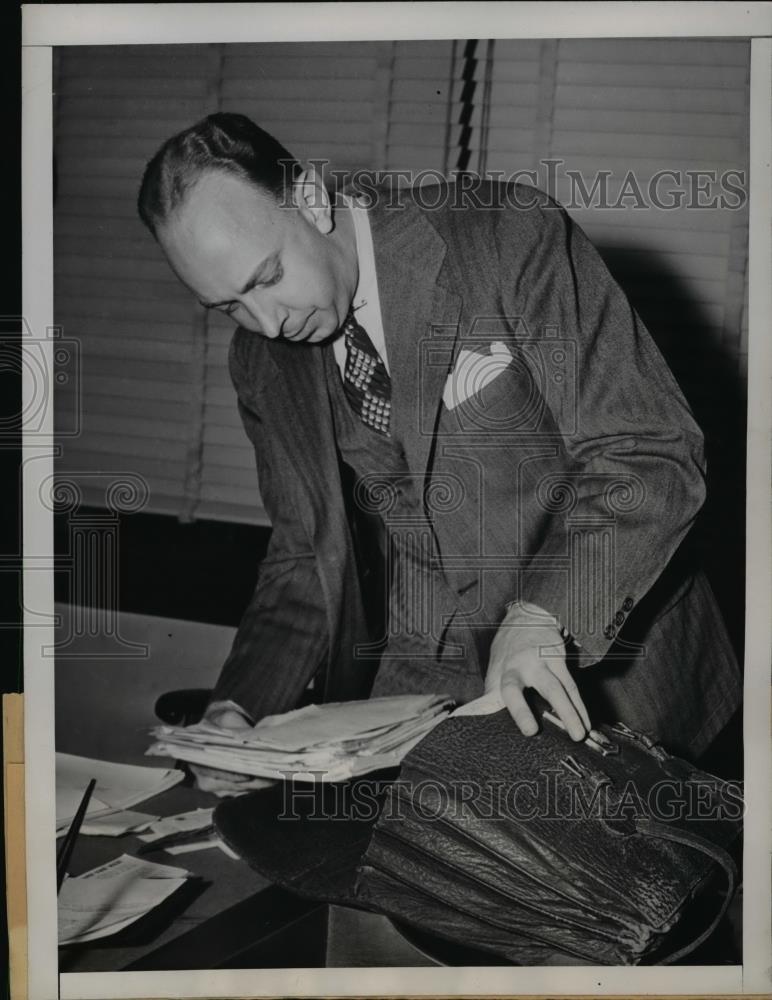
636 817 738 965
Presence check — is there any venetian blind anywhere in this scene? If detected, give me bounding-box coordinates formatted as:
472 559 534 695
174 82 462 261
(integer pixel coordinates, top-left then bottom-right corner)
480 37 750 387
383 39 456 176
53 45 221 516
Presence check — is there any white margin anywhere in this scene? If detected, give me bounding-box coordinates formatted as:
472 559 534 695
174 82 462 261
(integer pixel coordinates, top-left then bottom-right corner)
20 1 772 45
743 34 772 998
21 43 59 1000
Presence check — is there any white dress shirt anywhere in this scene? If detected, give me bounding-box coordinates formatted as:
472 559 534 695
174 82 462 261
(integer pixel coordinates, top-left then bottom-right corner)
332 194 390 376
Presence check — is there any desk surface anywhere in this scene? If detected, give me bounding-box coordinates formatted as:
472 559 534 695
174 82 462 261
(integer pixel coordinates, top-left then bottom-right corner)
55 609 270 972
57 778 436 972
58 777 272 972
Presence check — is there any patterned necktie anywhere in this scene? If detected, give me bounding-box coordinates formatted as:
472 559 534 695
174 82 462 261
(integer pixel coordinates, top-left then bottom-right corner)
342 309 392 436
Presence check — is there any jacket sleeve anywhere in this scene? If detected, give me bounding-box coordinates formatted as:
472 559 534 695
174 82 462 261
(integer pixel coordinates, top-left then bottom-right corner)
496 191 707 665
209 332 330 721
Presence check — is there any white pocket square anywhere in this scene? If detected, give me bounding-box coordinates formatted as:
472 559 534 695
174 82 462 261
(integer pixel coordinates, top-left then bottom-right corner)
442 341 513 411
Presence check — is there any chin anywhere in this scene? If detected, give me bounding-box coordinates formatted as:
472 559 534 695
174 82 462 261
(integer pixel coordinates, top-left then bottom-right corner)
308 317 338 344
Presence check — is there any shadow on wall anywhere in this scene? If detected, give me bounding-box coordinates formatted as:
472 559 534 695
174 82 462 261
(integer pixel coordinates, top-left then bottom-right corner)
599 244 746 661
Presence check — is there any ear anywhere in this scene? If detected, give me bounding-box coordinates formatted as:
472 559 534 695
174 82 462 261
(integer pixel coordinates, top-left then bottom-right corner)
292 166 334 235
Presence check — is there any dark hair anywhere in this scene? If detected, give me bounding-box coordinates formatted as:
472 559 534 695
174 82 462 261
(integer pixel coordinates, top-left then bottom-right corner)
137 112 301 238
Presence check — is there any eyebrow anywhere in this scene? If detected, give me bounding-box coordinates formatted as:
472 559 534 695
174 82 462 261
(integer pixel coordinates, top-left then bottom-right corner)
199 253 279 309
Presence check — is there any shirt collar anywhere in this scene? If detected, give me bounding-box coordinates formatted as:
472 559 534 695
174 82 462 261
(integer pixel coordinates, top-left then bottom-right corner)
341 192 376 314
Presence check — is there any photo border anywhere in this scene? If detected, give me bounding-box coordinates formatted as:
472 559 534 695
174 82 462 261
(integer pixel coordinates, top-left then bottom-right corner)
20 4 772 998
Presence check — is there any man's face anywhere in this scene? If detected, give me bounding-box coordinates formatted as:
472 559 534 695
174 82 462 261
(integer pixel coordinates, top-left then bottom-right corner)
157 169 355 342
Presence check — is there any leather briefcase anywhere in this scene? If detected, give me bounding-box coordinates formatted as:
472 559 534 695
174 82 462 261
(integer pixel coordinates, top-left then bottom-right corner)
215 708 742 966
355 709 742 965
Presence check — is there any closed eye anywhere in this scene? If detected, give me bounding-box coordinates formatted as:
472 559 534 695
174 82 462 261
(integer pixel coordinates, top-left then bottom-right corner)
263 266 283 287
199 255 283 312
213 266 283 315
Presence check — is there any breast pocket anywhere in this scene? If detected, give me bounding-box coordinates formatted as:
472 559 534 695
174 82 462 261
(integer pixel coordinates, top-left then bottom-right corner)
441 350 548 437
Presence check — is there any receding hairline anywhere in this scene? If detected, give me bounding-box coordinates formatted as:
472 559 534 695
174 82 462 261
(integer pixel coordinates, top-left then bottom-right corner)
154 164 294 242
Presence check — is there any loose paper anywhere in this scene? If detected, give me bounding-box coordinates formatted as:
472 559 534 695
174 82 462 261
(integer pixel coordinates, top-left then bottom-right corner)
58 854 190 946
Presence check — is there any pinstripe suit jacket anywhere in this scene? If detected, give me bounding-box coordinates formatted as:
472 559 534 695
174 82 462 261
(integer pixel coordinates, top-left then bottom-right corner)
211 182 741 760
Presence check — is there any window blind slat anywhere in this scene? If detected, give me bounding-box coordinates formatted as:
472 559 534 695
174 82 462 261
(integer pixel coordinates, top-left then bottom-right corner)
56 295 193 324
64 437 187 466
67 371 193 403
558 38 749 65
55 334 194 365
554 85 747 113
552 109 745 138
57 389 189 424
556 63 748 89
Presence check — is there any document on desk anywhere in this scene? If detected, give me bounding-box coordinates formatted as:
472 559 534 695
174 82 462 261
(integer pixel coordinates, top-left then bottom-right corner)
56 753 185 830
78 809 158 837
146 694 455 782
58 854 190 945
137 807 214 843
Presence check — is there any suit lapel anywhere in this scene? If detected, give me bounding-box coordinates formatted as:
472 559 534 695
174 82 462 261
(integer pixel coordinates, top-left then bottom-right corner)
252 337 374 699
367 193 462 477
254 338 337 516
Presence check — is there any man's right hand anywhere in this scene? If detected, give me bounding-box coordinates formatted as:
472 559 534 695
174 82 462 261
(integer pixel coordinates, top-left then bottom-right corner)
205 706 252 730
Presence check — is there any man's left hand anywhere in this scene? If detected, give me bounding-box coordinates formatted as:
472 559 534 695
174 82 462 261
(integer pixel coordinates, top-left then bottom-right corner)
486 605 591 741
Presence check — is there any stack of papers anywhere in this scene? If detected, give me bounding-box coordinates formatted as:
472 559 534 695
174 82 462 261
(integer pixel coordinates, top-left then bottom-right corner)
58 854 190 945
56 754 185 833
147 694 454 782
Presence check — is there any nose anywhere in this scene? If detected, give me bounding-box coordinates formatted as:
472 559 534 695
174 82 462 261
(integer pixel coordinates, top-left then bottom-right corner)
240 292 285 339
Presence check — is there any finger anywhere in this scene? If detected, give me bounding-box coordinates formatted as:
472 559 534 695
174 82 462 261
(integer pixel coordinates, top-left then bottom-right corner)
205 707 251 730
547 659 591 731
531 669 586 741
500 673 539 736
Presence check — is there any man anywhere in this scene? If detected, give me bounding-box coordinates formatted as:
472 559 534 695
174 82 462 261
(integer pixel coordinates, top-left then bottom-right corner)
138 113 741 764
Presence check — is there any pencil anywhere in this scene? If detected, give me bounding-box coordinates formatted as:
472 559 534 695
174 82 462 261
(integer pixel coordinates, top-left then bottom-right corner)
57 777 96 893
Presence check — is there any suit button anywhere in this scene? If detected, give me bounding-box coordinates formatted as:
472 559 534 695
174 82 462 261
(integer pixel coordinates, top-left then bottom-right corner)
622 597 634 612
614 611 625 626
603 624 617 640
